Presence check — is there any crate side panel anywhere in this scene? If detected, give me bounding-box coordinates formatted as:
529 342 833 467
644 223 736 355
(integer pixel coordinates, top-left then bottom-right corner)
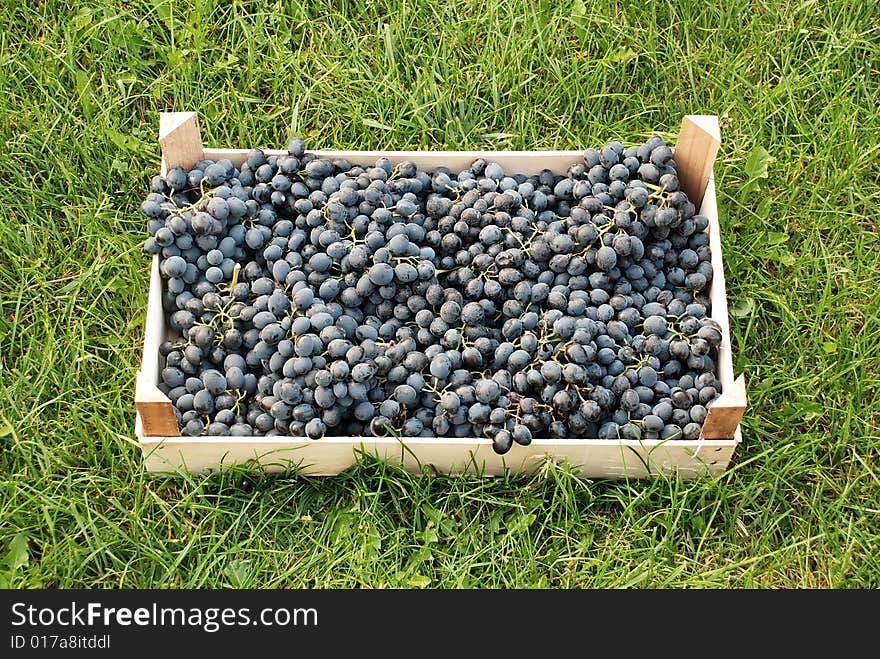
141 437 736 479
675 115 721 209
702 177 736 394
701 177 746 438
141 255 166 387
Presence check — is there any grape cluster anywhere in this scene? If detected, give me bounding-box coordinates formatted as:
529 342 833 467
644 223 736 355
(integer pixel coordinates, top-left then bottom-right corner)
142 135 723 453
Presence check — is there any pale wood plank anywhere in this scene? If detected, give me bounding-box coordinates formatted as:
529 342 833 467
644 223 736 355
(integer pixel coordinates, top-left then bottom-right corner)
135 255 179 437
159 112 203 172
700 153 748 437
702 177 736 395
141 436 738 478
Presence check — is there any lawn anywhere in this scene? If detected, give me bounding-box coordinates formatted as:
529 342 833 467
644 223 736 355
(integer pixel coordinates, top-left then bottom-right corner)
0 0 878 588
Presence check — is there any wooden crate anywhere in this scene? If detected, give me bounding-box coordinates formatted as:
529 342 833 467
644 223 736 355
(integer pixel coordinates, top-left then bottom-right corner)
135 112 746 478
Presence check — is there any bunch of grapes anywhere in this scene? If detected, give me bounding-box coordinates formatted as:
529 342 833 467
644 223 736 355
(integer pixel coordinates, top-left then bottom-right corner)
142 135 723 454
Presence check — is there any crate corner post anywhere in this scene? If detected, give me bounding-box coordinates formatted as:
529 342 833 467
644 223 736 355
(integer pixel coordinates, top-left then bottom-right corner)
676 115 721 209
158 111 204 174
700 374 747 439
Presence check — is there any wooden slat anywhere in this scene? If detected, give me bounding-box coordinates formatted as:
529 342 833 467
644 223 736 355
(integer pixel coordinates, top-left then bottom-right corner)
675 115 721 209
135 394 179 437
135 255 179 437
141 435 738 478
159 112 203 172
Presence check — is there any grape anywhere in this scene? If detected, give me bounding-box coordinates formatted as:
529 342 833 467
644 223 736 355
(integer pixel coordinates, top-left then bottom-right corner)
162 367 186 389
620 389 640 411
650 145 673 166
440 391 461 412
400 418 423 435
305 418 326 439
492 429 513 455
596 246 617 271
686 404 707 424
183 418 205 436
394 384 419 406
643 315 667 336
609 164 629 181
507 349 531 373
370 416 391 436
439 301 461 324
287 137 306 158
512 424 532 446
314 387 336 409
368 263 394 286
484 162 505 180
351 362 376 382
429 353 452 379
202 370 227 395
193 389 214 414
162 255 188 278
638 366 658 387
379 399 400 418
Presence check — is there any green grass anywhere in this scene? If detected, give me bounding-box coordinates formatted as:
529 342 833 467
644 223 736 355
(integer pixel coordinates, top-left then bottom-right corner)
1 0 878 588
